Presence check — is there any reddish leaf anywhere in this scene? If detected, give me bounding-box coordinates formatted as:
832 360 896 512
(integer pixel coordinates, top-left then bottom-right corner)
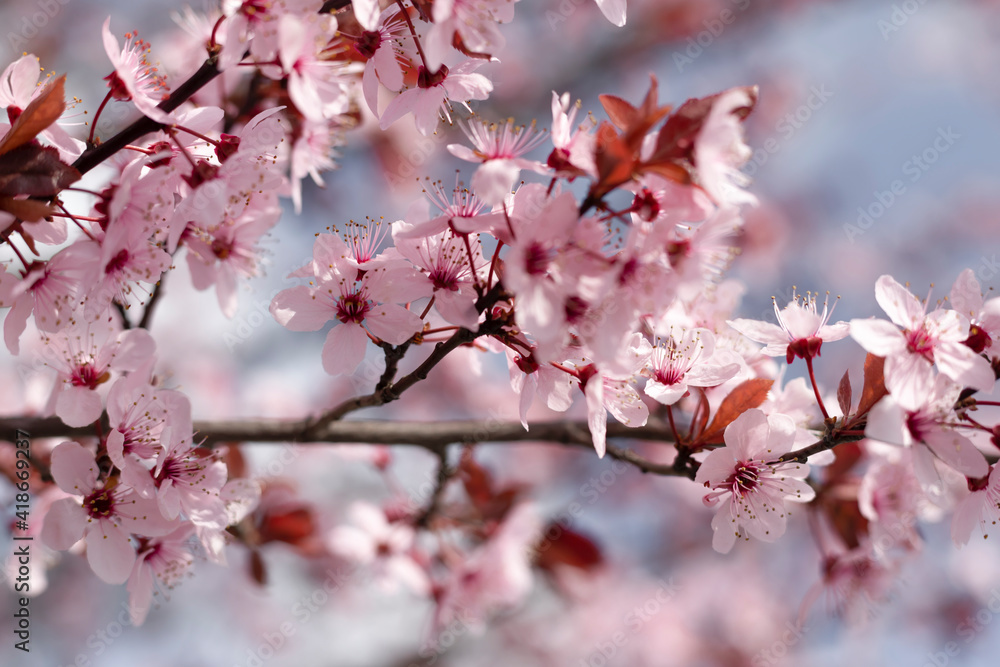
820 494 868 551
0 74 66 156
651 85 757 165
856 354 887 417
0 197 54 223
249 550 268 586
697 378 774 445
637 160 692 185
599 94 639 131
258 507 315 546
837 369 852 417
591 121 635 198
458 449 494 509
0 144 81 197
535 523 603 572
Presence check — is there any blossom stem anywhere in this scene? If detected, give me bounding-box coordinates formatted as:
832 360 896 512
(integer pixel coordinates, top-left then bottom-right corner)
804 356 830 420
55 202 98 241
173 125 221 147
487 240 504 289
394 0 431 72
88 91 116 146
666 405 682 446
418 296 437 320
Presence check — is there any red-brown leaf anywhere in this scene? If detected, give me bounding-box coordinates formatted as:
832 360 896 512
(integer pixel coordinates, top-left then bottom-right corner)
856 354 887 417
0 197 54 223
591 121 635 198
0 74 67 156
258 507 315 546
837 369 852 417
599 94 639 131
0 144 81 197
535 523 603 572
698 378 774 445
458 449 494 509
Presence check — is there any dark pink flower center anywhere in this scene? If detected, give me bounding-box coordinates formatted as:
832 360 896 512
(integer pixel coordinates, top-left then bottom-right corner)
103 72 131 101
71 363 110 389
963 324 991 355
786 336 823 364
106 249 131 274
84 488 115 519
336 292 371 323
356 30 383 59
654 367 683 386
904 327 935 362
727 462 761 493
524 243 551 276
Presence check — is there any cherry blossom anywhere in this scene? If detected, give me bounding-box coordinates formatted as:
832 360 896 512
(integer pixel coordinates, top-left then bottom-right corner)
0 54 85 160
127 524 196 626
40 441 176 584
269 233 429 376
865 375 988 487
850 275 996 411
447 118 548 205
951 464 1000 546
379 60 493 136
696 409 814 553
642 327 741 406
327 501 430 595
41 319 155 427
102 18 173 124
949 268 1000 356
424 0 519 70
728 290 849 364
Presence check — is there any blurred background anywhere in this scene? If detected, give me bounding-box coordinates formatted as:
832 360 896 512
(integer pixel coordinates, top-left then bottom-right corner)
2 0 1000 665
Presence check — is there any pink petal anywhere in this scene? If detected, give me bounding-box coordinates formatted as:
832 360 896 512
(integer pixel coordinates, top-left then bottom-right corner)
935 341 996 392
56 386 104 427
585 379 606 458
50 441 99 494
923 429 988 478
86 522 136 584
874 275 924 329
322 323 368 376
270 286 331 331
365 303 423 344
40 498 87 551
727 318 788 348
127 553 154 626
950 269 983 320
849 318 906 356
113 329 156 372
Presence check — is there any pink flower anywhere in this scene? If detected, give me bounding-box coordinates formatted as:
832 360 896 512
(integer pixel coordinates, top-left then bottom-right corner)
102 18 173 124
693 87 757 208
547 91 596 179
642 327 741 405
430 503 540 638
858 450 934 557
150 427 227 527
728 290 849 364
424 0 519 70
380 60 493 136
850 275 996 411
950 268 1000 356
506 348 574 430
355 6 408 117
695 409 814 553
276 14 350 122
327 501 430 595
186 201 281 318
0 243 98 353
41 320 155 427
447 119 549 205
83 214 171 322
270 234 429 376
392 228 485 329
290 118 339 213
127 524 196 625
40 442 175 584
578 333 652 458
865 375 988 486
951 465 1000 546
